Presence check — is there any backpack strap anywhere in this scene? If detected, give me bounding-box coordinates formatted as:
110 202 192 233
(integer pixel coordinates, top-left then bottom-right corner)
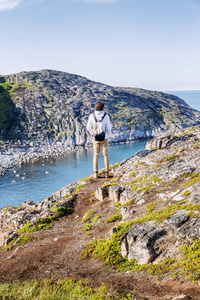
93 112 106 123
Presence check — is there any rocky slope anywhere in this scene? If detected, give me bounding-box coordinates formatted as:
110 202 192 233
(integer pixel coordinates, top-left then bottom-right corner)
1 69 200 143
0 125 200 299
0 70 200 175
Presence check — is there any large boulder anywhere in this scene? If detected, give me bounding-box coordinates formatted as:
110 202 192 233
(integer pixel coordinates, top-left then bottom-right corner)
121 221 167 264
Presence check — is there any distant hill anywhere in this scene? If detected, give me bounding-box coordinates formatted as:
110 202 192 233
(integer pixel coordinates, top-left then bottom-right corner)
0 69 200 145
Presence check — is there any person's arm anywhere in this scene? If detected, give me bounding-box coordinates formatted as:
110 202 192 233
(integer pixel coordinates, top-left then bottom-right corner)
86 114 94 135
105 115 112 137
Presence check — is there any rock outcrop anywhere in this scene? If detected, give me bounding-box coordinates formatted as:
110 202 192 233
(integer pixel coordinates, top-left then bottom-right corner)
93 125 200 268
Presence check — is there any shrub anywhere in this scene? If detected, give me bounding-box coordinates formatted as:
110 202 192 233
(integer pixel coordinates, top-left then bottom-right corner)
129 172 136 178
180 240 200 283
183 190 191 196
82 210 94 223
83 224 92 231
92 215 101 224
53 206 71 217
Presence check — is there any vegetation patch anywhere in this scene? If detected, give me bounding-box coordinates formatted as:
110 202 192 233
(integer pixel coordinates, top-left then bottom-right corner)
128 174 162 194
76 184 85 193
82 176 91 183
92 215 101 224
83 224 92 231
3 218 56 251
82 201 200 280
82 210 94 223
53 206 72 217
180 240 200 283
179 172 200 189
19 218 56 234
104 212 122 223
3 234 35 251
129 172 136 178
0 277 134 300
183 190 191 196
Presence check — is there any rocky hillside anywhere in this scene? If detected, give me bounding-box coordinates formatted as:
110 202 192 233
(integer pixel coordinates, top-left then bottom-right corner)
0 125 200 299
0 69 200 145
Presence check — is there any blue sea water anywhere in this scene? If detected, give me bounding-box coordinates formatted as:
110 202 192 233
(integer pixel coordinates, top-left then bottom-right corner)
0 140 148 208
0 90 199 208
167 90 200 111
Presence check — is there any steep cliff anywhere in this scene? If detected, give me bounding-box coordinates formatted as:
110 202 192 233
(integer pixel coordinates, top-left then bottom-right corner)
1 70 200 145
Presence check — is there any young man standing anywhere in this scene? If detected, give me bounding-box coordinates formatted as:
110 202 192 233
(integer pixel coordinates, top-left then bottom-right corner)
87 101 112 178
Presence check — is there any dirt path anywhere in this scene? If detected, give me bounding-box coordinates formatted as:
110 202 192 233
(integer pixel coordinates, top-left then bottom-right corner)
0 176 200 299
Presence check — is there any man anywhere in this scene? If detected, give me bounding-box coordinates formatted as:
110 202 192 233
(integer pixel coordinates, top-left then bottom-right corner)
87 101 112 178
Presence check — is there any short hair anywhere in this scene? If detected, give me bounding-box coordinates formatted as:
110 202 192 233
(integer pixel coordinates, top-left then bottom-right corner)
95 101 104 111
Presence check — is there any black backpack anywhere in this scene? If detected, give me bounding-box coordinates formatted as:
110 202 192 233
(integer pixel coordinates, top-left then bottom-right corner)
93 112 106 141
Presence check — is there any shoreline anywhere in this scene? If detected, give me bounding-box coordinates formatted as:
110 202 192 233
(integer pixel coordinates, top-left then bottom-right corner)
0 138 150 177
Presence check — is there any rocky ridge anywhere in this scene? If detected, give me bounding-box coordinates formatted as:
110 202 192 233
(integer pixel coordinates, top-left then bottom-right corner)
0 69 200 175
0 125 200 299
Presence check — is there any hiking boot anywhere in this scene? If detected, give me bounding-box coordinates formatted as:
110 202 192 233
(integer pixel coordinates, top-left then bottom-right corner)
93 172 99 179
105 171 109 178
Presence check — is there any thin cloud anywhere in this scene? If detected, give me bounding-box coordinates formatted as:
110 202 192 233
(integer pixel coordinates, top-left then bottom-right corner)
0 0 23 11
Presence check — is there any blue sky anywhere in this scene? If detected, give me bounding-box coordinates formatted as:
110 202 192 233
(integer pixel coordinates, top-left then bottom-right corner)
0 0 200 91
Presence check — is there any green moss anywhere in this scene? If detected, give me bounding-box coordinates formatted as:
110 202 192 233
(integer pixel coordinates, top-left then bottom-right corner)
0 277 133 300
146 203 155 213
92 215 101 224
163 154 178 162
104 213 122 223
148 258 177 280
82 210 94 223
171 176 178 182
82 176 91 183
19 218 56 234
129 172 136 178
16 234 35 246
3 234 35 251
83 223 92 231
154 164 162 168
179 172 200 189
109 177 117 183
180 240 200 283
193 142 198 148
0 80 31 136
53 206 71 217
64 194 73 198
76 184 85 193
183 190 191 196
128 174 162 195
112 162 120 168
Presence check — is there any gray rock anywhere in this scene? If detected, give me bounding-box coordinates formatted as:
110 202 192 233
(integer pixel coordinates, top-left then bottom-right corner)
172 296 191 300
95 187 108 201
168 210 190 228
108 185 123 202
120 206 133 219
5 231 18 246
121 221 167 264
134 149 152 157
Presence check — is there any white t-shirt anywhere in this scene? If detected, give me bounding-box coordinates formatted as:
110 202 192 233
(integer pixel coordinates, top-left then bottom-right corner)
87 110 112 139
